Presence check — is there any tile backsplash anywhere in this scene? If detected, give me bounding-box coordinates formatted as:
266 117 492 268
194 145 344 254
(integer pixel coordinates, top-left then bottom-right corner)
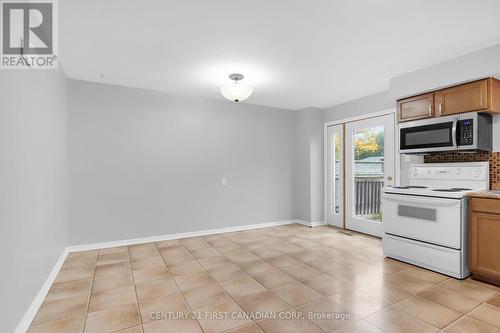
424 152 500 190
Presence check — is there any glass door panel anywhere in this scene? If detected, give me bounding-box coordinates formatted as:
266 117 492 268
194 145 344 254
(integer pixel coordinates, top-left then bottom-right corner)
353 125 384 222
345 114 395 237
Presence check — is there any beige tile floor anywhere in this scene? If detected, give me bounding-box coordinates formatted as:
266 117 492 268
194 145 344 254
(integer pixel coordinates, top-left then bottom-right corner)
28 224 500 333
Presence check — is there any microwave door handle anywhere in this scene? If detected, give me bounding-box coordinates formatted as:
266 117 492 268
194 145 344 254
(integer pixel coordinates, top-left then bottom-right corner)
452 119 458 148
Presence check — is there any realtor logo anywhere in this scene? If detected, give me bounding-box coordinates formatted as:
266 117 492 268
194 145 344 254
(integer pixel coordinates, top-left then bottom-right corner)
1 0 58 69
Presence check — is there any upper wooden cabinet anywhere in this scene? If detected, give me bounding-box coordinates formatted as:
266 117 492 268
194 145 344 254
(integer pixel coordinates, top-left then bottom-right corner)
397 93 434 122
435 79 489 116
397 77 500 122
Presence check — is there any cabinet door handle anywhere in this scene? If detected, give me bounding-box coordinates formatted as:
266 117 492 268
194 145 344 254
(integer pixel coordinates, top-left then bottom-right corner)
428 105 432 114
438 103 442 114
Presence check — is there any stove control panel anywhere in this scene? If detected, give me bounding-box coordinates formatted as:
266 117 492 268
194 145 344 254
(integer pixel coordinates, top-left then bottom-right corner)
410 163 488 180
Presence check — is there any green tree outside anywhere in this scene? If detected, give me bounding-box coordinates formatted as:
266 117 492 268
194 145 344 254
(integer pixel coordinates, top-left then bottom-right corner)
354 127 384 160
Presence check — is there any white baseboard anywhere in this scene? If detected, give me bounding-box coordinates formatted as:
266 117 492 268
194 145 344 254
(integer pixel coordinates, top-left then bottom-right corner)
296 220 325 227
14 248 69 333
66 219 301 253
310 221 326 227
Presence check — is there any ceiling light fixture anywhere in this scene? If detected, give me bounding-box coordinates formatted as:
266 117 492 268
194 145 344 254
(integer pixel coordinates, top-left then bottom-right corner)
220 73 253 102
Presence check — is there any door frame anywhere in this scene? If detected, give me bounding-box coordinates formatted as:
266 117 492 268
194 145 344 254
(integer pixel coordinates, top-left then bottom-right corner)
323 108 397 230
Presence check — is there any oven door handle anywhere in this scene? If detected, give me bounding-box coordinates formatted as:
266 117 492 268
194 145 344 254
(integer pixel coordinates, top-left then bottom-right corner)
382 193 461 207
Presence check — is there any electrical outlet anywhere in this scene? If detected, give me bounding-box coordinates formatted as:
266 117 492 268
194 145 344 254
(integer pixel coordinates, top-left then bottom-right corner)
222 178 228 186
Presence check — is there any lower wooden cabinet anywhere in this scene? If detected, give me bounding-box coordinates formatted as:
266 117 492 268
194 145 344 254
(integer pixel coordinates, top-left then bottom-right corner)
469 197 500 285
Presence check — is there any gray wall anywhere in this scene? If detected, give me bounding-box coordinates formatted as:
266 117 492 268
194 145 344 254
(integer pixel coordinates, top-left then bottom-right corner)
324 90 394 123
68 80 296 245
292 107 324 223
308 109 324 223
0 69 68 332
292 111 310 221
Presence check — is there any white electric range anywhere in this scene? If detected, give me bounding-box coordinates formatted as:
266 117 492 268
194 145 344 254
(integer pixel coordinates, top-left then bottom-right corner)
381 162 489 279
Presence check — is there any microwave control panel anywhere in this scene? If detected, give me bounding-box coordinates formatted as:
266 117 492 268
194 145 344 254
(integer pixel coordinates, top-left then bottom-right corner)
458 119 473 146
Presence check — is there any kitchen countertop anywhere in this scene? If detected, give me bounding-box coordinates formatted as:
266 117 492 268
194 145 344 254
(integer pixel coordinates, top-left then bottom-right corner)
467 190 500 199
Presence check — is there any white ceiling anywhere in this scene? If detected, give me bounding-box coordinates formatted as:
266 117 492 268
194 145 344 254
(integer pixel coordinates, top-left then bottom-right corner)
61 0 500 110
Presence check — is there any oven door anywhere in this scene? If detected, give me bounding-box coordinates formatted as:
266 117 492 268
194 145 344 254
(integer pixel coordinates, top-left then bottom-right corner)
399 117 457 154
382 193 462 249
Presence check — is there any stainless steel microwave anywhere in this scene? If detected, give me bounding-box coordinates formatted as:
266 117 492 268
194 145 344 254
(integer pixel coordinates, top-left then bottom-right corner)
399 112 492 154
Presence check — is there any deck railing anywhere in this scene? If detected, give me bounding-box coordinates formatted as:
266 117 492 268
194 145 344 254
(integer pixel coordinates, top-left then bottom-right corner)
332 161 384 216
354 178 383 215
333 175 384 215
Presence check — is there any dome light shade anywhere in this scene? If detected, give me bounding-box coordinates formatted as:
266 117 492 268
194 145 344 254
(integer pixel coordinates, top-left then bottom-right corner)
220 73 253 102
